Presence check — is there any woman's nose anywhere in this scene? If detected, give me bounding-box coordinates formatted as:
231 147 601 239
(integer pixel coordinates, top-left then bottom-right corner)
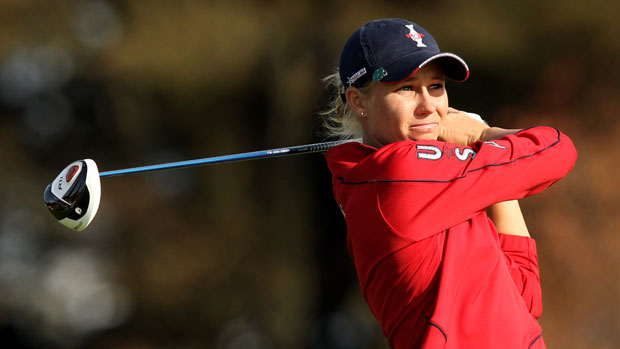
415 89 437 116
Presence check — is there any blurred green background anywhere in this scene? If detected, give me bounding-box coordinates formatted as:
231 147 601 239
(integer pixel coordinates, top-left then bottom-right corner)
0 0 618 348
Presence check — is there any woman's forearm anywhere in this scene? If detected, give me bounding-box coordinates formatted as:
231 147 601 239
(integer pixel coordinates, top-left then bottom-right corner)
487 200 530 237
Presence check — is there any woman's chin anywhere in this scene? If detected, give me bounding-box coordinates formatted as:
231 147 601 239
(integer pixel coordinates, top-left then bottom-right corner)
408 125 439 141
410 133 439 141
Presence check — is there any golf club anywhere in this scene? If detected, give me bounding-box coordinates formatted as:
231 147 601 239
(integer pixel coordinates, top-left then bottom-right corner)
44 138 361 231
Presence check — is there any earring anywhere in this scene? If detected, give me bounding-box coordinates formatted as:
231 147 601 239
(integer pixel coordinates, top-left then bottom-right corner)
360 112 366 117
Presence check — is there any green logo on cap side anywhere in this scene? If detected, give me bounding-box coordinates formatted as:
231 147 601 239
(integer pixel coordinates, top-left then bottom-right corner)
373 68 387 82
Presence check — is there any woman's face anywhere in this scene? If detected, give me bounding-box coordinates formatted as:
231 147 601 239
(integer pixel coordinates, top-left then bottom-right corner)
358 61 449 148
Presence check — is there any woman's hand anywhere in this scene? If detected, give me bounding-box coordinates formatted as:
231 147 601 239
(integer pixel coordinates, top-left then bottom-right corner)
439 108 522 145
438 108 490 146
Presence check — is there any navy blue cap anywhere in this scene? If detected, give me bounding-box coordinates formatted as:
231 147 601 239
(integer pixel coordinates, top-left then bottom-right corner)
339 18 469 95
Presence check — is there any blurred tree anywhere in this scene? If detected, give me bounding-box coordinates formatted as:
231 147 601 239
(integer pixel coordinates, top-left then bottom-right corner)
0 0 618 348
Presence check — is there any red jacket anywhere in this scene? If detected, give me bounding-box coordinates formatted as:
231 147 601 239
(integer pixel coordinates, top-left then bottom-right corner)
325 127 577 348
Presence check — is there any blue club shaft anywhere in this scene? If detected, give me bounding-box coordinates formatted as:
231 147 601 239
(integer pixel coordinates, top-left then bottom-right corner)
99 138 361 178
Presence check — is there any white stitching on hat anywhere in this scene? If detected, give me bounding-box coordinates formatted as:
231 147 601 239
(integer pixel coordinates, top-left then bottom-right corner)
347 67 367 87
418 53 469 71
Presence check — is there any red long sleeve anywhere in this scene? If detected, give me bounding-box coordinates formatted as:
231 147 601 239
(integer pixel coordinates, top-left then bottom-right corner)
500 234 543 318
325 126 577 348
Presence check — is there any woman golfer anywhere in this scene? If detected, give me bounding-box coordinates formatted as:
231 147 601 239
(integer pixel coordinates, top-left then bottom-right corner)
322 18 577 348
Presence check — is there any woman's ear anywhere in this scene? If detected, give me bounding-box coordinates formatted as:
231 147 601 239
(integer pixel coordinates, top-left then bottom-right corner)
345 87 367 117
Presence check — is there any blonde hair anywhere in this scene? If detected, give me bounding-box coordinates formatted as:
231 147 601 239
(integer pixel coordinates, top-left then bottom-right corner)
319 69 372 140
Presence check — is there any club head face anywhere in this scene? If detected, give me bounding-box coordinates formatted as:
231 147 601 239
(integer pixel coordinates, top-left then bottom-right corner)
44 159 101 231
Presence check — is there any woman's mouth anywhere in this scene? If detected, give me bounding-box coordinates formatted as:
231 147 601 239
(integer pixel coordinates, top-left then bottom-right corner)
410 123 438 131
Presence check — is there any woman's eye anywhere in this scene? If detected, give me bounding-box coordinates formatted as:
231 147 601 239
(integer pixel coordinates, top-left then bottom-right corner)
398 86 413 91
429 83 444 90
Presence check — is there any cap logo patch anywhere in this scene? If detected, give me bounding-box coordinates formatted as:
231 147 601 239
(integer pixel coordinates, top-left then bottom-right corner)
347 67 367 87
372 68 388 82
405 24 426 47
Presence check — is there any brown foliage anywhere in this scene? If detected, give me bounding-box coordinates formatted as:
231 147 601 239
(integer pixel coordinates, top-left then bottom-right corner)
0 1 618 348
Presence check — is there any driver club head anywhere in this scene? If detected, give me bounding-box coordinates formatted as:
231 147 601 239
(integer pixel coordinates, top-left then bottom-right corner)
44 159 101 231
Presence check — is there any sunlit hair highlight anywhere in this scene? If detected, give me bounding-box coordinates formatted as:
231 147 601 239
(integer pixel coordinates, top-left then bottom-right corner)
319 69 372 140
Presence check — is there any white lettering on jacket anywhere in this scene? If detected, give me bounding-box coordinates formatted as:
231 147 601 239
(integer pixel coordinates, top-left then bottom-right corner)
416 144 477 161
417 145 442 160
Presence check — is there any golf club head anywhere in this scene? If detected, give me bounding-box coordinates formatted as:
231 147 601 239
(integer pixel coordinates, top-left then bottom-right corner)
44 159 101 231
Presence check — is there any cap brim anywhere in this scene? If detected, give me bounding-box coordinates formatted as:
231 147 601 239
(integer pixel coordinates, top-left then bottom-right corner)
383 51 469 83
